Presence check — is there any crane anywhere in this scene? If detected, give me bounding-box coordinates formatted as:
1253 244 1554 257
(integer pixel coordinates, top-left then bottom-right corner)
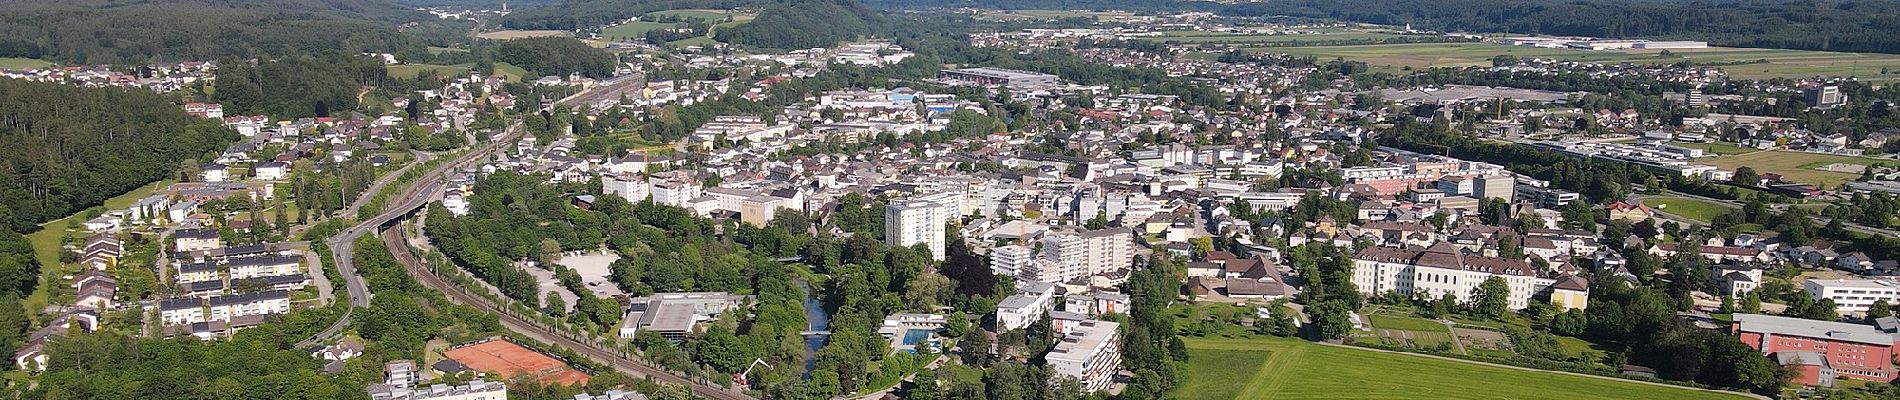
731 358 769 387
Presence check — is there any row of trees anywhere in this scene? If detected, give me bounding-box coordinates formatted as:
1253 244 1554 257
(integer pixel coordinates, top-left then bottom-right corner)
494 37 618 79
213 53 389 119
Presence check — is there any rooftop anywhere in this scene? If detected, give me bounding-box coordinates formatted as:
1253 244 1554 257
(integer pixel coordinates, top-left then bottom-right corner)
1733 313 1897 346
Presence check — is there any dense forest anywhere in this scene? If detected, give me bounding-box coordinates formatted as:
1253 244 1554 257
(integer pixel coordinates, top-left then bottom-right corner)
871 0 1900 54
0 79 239 233
0 0 465 64
214 54 390 119
499 0 755 30
712 0 882 49
494 37 618 79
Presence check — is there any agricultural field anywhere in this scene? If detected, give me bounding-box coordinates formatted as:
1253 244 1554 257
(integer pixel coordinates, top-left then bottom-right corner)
1181 337 1751 400
386 64 471 79
494 62 529 82
1250 42 1900 81
475 30 570 40
1641 196 1735 223
1145 31 1415 45
0 57 52 70
426 46 468 56
1701 150 1887 187
977 9 1135 22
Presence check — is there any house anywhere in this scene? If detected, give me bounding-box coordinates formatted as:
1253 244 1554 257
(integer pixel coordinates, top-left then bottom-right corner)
172 229 222 252
1605 201 1654 222
254 161 289 180
201 163 229 182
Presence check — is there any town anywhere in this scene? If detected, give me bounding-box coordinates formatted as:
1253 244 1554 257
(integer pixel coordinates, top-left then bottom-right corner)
2 1 1900 400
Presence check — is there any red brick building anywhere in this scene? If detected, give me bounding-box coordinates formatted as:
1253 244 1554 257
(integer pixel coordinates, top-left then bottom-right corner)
1732 313 1898 386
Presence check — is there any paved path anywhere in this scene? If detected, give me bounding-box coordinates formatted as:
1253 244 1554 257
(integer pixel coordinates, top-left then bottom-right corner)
303 247 333 304
1313 342 1770 400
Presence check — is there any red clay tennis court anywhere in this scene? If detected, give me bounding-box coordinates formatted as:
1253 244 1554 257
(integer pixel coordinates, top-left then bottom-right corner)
443 340 591 385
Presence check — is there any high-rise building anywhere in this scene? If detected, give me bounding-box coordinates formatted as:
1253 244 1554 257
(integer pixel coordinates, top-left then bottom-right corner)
1475 174 1515 204
885 192 959 260
1047 319 1122 392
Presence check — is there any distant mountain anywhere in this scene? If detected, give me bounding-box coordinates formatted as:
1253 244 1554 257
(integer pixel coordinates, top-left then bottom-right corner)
0 0 456 64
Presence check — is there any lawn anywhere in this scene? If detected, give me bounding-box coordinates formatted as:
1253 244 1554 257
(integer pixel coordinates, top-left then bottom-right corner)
23 179 173 313
1700 150 1884 186
427 46 469 56
1252 42 1900 81
494 63 529 82
1366 313 1456 348
600 21 679 41
1668 141 1755 156
1181 337 1751 400
386 64 471 79
1640 197 1734 223
0 57 52 69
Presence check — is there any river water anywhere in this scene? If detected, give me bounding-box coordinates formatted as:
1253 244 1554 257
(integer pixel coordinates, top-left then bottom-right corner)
796 279 830 377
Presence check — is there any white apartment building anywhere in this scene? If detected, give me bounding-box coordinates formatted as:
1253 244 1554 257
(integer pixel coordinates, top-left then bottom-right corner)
996 282 1057 331
369 379 507 400
602 173 650 204
158 298 206 326
989 245 1035 278
1804 279 1900 315
1047 319 1122 392
227 255 302 280
885 192 960 260
1351 243 1574 310
207 290 292 322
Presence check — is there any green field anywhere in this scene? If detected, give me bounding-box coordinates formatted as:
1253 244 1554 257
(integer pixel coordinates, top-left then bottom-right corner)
1669 141 1756 156
1182 337 1750 400
601 21 680 41
1640 197 1734 223
1253 42 1900 81
494 62 529 82
0 57 52 69
23 179 173 313
427 46 468 56
1147 31 1414 45
386 64 471 79
1701 150 1885 186
1366 314 1456 348
647 9 736 22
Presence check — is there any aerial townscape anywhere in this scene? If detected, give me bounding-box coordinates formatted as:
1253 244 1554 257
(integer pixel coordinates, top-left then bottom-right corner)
9 0 1900 399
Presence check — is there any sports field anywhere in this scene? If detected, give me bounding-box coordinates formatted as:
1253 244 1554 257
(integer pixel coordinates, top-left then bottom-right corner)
1640 197 1734 223
1700 150 1885 186
1365 314 1456 348
1181 337 1750 400
1253 42 1900 81
1669 141 1755 156
476 30 570 40
443 340 590 385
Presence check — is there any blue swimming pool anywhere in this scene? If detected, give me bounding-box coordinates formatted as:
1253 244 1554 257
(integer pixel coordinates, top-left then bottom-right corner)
901 329 931 346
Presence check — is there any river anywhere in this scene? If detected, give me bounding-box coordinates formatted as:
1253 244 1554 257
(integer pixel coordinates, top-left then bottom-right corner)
796 279 831 377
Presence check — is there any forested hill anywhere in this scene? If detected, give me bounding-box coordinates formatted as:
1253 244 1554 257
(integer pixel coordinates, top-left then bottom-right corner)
500 0 884 50
499 0 757 30
713 0 883 49
0 79 240 233
870 0 1900 54
0 0 456 64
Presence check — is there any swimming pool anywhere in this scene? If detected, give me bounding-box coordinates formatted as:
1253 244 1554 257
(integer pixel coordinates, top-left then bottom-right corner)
900 329 931 346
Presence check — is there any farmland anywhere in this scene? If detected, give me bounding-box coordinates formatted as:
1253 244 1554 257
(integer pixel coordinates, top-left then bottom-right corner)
1181 337 1752 400
600 21 678 41
475 30 570 40
386 64 471 79
1250 42 1900 81
0 57 52 70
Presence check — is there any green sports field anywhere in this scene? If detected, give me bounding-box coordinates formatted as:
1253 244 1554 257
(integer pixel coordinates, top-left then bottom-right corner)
1700 150 1886 187
1640 197 1734 223
1181 337 1750 400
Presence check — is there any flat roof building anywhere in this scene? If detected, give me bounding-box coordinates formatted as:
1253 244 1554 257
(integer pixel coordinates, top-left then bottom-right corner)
617 292 748 341
1047 319 1121 392
938 67 1059 89
1731 313 1897 386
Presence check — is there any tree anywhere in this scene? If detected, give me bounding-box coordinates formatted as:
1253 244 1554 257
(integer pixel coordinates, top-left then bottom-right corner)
543 292 566 315
1741 290 1762 314
1310 300 1355 340
903 273 955 310
1561 201 1597 231
1472 277 1511 319
1733 166 1761 186
1870 299 1894 320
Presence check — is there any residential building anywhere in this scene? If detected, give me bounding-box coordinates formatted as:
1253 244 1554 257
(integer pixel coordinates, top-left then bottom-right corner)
996 282 1057 331
885 192 959 260
173 229 222 252
368 379 507 400
1047 320 1122 392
